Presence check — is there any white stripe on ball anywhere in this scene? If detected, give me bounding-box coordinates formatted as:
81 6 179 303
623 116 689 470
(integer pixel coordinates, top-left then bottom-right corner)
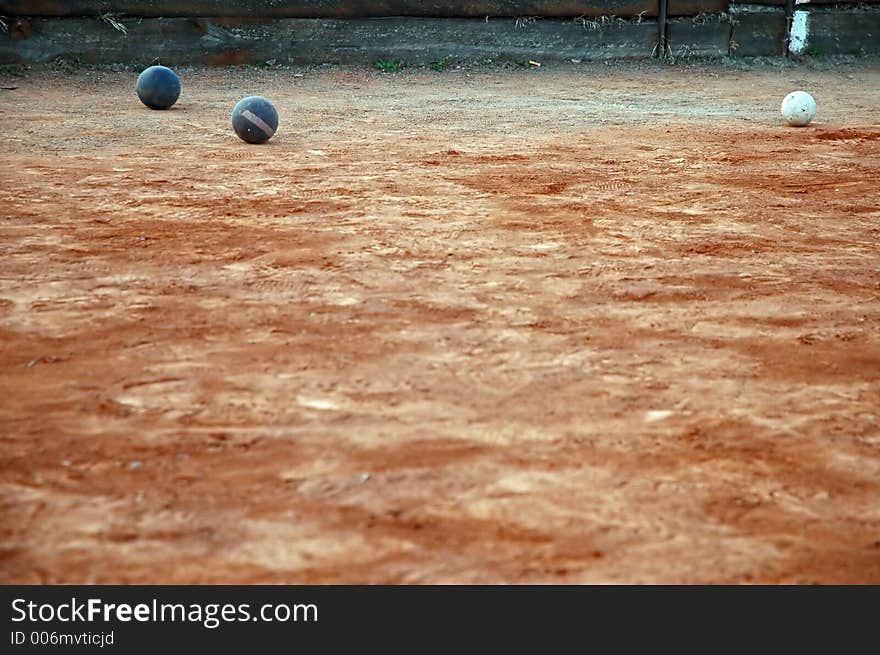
242 109 275 137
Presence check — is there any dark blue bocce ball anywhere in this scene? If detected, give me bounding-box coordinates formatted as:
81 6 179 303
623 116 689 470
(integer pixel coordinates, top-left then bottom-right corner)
136 65 181 110
231 96 279 144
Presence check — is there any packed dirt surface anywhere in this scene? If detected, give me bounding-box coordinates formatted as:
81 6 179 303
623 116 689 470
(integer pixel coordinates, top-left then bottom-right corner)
1 60 879 584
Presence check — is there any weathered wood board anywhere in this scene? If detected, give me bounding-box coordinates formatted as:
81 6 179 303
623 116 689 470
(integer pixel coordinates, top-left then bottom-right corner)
729 4 787 56
0 16 661 65
730 0 880 5
0 1 733 18
666 16 732 57
790 7 880 55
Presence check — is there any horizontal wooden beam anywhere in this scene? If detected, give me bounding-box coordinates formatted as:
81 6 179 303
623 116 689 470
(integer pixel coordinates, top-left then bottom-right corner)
0 0 731 19
0 16 661 65
1 1 646 18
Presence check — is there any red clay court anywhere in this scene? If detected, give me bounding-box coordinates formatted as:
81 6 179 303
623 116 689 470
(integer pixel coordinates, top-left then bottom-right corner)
1 61 879 583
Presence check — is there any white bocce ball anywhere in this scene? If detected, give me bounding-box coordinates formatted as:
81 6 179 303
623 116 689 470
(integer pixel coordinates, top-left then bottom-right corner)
781 91 816 127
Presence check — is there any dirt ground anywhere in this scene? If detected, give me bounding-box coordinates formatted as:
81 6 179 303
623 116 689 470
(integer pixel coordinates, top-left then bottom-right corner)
1 59 879 584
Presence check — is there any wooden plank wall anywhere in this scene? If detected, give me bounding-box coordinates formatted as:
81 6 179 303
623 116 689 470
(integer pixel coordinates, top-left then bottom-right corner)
1 1 878 63
0 1 729 19
0 16 663 64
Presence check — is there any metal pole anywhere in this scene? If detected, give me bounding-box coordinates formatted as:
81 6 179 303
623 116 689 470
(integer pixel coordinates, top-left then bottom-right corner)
784 0 796 56
658 0 669 59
